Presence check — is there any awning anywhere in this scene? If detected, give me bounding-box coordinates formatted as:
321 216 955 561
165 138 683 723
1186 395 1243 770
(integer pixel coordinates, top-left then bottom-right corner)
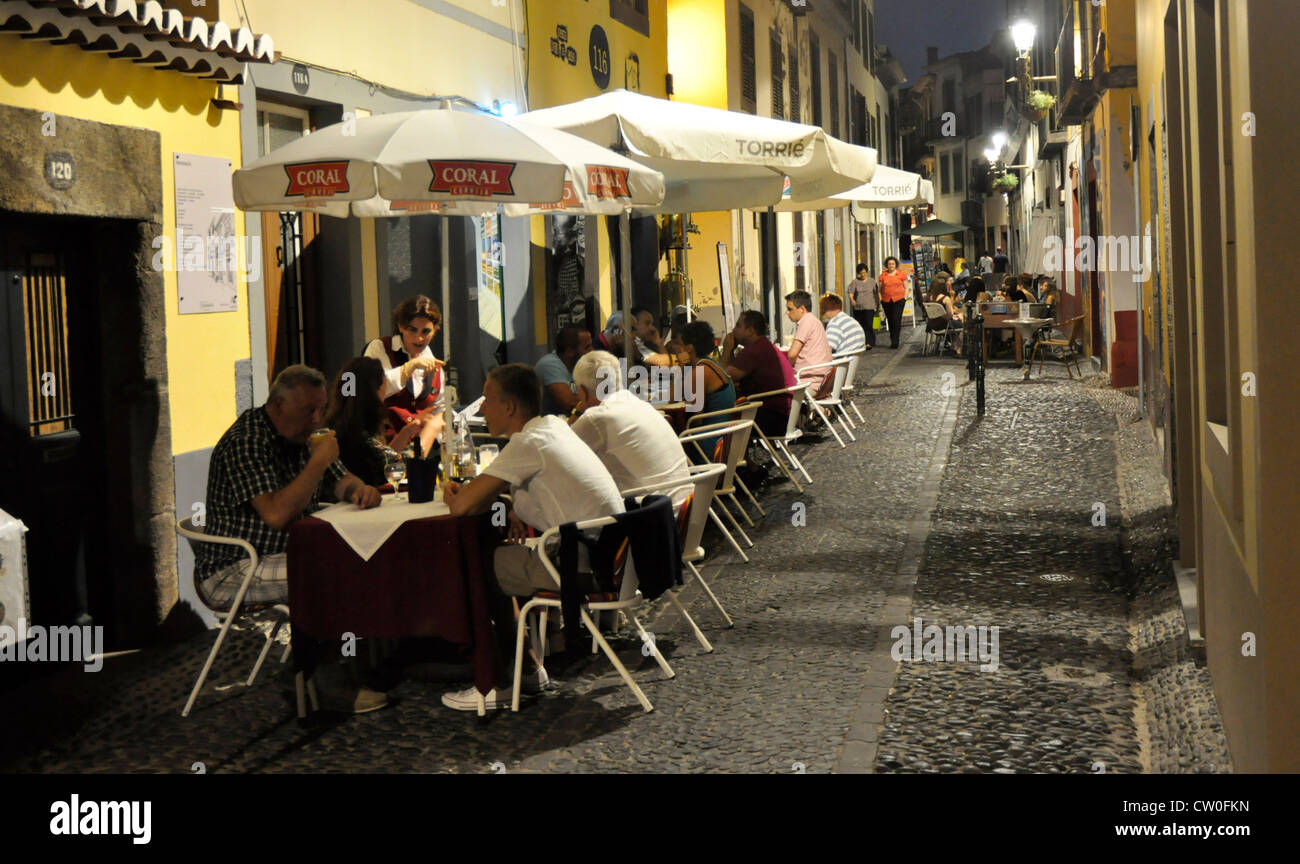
776 164 933 214
0 0 276 84
519 89 876 214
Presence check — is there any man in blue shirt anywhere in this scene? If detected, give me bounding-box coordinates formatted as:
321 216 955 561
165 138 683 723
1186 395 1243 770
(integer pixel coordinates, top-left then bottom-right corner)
534 325 592 416
819 294 867 356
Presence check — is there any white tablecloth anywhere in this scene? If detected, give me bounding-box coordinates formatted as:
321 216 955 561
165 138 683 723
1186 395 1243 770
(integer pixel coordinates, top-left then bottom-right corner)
313 496 451 562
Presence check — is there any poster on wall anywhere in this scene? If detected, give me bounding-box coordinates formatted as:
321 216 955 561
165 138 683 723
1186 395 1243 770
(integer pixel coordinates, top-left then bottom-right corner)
717 243 736 331
473 213 504 343
174 153 238 314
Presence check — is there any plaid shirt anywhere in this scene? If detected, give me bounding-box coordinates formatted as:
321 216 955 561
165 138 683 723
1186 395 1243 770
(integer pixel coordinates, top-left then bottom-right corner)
194 406 346 577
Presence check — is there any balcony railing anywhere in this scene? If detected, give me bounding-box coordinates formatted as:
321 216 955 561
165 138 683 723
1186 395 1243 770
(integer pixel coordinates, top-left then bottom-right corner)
1056 0 1101 125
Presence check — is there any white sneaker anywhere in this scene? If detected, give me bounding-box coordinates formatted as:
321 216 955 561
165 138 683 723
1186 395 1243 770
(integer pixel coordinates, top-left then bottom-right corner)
440 669 549 712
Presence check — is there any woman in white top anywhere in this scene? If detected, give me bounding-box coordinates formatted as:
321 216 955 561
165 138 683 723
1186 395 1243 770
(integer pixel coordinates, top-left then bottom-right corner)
363 295 447 455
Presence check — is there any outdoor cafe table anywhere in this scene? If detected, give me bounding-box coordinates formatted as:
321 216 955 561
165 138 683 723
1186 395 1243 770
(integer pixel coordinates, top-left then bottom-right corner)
286 495 498 695
1001 318 1055 378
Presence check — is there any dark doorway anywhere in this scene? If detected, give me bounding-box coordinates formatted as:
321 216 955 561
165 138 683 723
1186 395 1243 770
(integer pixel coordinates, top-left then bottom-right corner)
0 213 161 648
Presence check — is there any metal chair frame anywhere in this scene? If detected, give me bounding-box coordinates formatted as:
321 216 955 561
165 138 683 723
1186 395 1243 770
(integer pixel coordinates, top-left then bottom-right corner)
175 517 316 719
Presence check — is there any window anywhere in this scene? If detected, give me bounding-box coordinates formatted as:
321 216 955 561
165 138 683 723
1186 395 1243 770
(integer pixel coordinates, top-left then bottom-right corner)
940 154 951 194
971 93 984 135
868 11 875 73
860 2 869 64
852 1 860 55
942 78 956 116
16 253 74 436
953 155 963 192
810 34 822 128
788 43 800 122
609 0 650 37
829 51 840 137
770 29 785 119
739 5 757 114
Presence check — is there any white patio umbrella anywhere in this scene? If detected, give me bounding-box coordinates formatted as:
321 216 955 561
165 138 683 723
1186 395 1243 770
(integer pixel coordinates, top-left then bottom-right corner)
773 164 934 213
519 89 877 213
232 109 665 217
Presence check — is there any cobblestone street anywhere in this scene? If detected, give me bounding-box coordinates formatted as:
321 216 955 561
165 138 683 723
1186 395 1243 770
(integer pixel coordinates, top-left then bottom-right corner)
1 326 1229 774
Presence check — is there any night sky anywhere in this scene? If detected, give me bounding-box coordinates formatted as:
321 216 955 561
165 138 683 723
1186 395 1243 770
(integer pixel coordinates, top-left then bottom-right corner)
873 0 1008 84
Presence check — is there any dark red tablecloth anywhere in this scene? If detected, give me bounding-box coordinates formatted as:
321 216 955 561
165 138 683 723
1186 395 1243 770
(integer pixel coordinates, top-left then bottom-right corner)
287 511 498 695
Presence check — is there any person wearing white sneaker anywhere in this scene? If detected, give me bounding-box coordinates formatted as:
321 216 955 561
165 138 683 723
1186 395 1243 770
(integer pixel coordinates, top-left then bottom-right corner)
440 364 625 711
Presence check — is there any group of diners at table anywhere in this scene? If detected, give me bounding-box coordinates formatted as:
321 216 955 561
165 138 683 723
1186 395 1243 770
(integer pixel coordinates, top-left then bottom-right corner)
194 290 869 714
918 267 1064 359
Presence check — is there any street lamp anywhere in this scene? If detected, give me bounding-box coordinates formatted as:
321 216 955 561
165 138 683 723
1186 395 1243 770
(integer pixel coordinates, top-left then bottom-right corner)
983 147 999 163
991 131 1008 152
1011 20 1037 58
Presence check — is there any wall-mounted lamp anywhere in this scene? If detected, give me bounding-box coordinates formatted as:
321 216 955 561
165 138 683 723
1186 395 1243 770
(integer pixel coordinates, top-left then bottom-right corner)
1011 20 1037 59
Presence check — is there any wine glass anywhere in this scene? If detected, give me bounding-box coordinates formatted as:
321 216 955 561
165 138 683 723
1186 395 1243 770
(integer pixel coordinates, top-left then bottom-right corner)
384 460 407 502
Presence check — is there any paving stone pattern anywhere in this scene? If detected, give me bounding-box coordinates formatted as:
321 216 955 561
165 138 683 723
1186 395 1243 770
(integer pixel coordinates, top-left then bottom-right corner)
0 327 1228 773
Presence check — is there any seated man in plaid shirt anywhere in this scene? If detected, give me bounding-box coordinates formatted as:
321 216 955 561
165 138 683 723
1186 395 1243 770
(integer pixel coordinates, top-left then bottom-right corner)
195 365 382 611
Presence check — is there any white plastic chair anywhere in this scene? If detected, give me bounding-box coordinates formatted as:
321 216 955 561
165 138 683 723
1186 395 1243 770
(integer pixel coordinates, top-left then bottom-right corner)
835 351 866 424
175 517 316 719
511 514 676 713
679 421 757 562
798 358 855 446
737 384 808 492
622 463 733 636
685 402 764 519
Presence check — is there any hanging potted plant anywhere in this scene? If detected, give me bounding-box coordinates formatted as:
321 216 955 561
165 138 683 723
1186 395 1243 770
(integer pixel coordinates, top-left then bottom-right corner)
1024 89 1055 121
993 173 1020 194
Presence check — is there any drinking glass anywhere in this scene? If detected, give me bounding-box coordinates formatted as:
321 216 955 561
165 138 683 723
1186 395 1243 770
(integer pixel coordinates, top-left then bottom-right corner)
384 460 407 502
477 444 499 472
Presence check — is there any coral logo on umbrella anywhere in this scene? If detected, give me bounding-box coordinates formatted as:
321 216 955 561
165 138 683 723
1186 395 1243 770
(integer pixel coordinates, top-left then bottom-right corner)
536 181 580 211
429 161 516 197
586 165 630 199
284 161 350 197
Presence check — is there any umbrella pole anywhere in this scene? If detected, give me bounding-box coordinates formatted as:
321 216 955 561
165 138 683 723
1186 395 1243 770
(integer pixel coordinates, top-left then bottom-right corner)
620 209 633 323
441 217 452 365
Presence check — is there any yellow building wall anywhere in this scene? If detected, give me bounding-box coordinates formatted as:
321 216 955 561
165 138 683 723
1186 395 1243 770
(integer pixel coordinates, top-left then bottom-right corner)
527 0 669 108
0 35 248 456
525 0 670 338
223 0 519 106
667 0 733 322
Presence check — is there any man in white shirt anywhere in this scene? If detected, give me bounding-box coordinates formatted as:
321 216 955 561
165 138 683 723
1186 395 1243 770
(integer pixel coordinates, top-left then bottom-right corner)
441 363 623 709
571 351 692 505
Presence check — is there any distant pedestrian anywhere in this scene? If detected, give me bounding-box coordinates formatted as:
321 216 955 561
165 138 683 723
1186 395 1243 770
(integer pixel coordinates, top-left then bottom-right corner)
993 246 1009 274
846 263 878 349
978 250 994 275
877 256 911 350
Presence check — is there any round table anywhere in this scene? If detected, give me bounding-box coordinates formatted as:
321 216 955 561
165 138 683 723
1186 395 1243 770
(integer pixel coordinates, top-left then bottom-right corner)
1001 318 1054 378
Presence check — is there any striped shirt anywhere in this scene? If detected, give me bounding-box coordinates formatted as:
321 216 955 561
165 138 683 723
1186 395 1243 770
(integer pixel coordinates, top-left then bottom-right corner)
824 311 867 356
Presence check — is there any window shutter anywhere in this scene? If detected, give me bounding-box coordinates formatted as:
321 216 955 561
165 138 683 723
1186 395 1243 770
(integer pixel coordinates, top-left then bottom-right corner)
740 5 757 114
770 29 785 119
788 43 800 122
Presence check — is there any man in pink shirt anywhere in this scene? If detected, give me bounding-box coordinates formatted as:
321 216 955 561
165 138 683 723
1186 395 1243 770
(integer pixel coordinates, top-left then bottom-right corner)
784 290 833 395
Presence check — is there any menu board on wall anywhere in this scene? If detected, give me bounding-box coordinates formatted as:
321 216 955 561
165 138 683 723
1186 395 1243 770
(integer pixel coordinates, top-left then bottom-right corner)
717 243 736 331
174 153 239 315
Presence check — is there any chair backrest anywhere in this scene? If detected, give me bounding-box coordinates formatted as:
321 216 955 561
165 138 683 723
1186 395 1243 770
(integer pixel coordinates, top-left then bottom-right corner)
784 384 808 438
800 357 851 402
1063 315 1085 342
175 517 258 614
679 420 753 494
619 463 725 563
685 400 759 430
923 302 948 320
840 353 862 392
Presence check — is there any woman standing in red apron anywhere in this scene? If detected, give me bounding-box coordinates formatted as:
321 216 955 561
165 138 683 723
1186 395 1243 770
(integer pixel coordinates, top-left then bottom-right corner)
363 295 447 456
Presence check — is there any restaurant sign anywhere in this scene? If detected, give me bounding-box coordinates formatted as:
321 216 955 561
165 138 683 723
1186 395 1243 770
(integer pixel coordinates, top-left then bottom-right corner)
586 165 630 199
428 161 516 197
284 161 350 197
